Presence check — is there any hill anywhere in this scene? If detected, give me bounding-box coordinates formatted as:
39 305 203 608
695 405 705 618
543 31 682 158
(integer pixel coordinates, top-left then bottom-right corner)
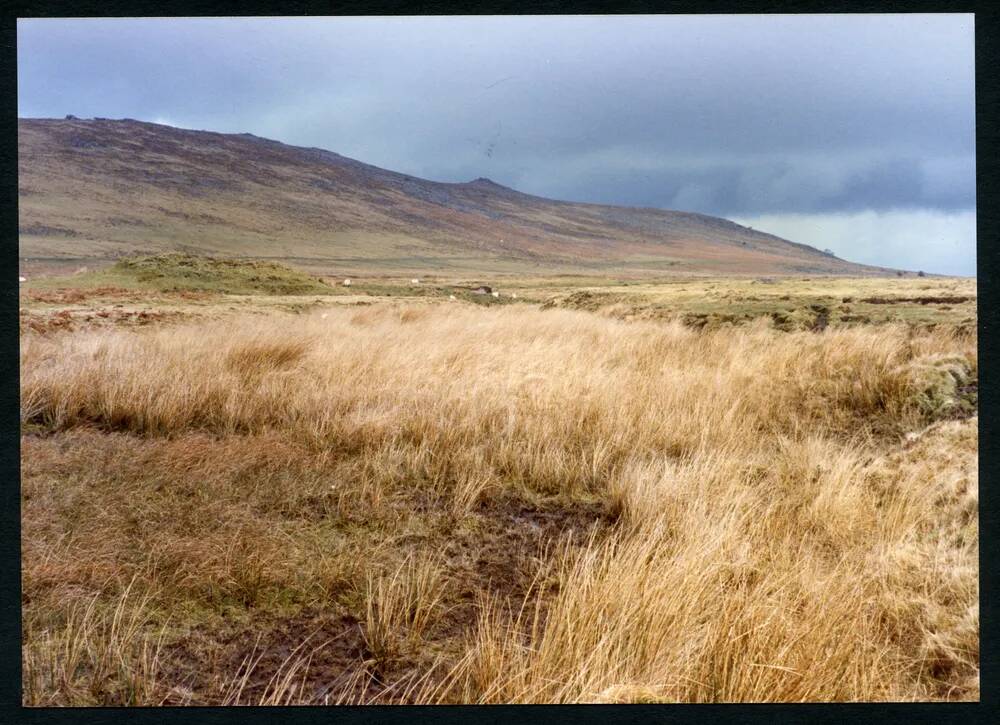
18 118 890 276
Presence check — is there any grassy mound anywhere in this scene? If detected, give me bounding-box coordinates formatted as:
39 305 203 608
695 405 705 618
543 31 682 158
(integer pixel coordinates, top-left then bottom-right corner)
109 254 334 295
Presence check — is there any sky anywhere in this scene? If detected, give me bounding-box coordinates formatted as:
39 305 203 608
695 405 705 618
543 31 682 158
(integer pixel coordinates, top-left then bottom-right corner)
17 15 976 275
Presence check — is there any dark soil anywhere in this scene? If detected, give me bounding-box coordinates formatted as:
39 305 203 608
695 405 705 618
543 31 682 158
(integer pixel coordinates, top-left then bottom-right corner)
155 496 614 705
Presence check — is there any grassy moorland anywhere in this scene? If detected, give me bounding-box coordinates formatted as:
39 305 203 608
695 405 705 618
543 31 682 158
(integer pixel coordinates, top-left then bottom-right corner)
19 118 886 277
20 261 978 704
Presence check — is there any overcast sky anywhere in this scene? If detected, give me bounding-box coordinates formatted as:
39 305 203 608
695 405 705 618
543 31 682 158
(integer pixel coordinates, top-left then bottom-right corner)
18 15 976 275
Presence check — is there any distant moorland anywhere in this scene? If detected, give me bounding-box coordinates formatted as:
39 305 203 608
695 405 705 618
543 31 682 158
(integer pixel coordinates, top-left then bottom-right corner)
18 117 898 277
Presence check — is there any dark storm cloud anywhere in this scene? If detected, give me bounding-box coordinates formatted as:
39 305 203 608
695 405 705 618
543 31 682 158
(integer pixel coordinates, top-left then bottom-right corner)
17 15 975 273
534 152 975 217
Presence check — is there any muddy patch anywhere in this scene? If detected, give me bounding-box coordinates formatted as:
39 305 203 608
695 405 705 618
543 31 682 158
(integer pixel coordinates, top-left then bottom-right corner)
157 610 368 705
455 498 614 604
155 497 614 705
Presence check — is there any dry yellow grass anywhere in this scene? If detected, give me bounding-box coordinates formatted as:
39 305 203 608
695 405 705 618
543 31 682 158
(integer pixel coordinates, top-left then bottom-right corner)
20 303 978 703
443 422 978 702
363 553 448 673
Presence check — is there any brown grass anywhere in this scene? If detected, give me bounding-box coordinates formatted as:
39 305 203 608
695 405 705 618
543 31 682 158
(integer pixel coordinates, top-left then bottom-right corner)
20 303 978 704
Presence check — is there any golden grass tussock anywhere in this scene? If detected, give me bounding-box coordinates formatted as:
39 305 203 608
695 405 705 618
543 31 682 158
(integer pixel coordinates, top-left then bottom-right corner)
20 303 977 703
362 553 448 671
442 421 978 702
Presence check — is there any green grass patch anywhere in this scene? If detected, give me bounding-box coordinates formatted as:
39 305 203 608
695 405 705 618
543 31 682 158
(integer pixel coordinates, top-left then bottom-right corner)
109 254 336 295
24 254 336 296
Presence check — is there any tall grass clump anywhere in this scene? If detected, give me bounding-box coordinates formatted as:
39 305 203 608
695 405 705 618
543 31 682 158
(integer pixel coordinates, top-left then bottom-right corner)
22 579 165 706
362 554 447 673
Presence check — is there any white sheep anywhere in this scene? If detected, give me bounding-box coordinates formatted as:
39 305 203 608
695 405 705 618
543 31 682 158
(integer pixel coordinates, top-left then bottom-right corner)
449 295 456 301
342 278 351 286
19 276 26 283
492 291 500 298
411 278 420 284
511 292 518 299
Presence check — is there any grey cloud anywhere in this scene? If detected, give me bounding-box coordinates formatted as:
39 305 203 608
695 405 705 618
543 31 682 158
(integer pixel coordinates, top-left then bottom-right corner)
16 15 976 272
497 152 975 217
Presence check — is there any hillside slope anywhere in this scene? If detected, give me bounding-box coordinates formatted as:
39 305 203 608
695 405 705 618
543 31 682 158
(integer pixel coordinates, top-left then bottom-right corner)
19 118 888 275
